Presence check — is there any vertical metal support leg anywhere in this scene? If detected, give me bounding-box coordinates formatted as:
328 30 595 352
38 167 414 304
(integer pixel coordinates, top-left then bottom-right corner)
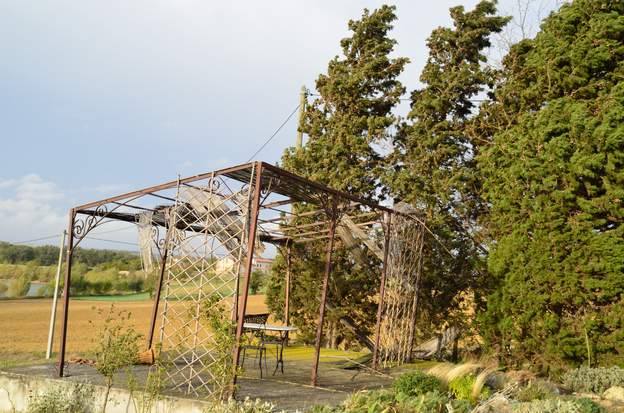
372 212 392 369
57 210 75 377
310 216 337 387
146 245 169 350
284 244 292 330
231 162 263 389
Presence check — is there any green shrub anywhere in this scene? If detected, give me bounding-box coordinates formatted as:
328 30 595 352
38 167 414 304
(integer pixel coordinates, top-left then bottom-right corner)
90 304 142 413
562 366 624 394
28 383 93 413
398 391 471 413
515 381 554 402
320 389 471 413
341 389 395 412
512 397 605 413
572 398 606 413
393 370 444 397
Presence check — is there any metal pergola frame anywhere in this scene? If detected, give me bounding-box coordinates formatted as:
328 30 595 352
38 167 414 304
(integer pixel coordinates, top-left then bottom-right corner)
55 161 422 391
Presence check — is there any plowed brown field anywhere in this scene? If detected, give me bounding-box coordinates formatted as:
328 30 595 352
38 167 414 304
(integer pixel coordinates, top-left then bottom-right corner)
0 295 268 365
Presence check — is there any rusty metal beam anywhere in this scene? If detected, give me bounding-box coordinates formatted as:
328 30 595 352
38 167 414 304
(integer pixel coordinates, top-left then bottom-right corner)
74 162 255 211
261 198 293 209
146 233 170 351
281 212 378 233
261 163 396 215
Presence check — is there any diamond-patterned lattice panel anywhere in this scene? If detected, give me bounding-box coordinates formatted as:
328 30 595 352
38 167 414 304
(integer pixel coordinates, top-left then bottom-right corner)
157 175 254 397
378 208 426 368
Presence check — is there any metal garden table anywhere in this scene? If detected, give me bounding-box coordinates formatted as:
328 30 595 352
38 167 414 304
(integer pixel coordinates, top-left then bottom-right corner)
243 322 298 375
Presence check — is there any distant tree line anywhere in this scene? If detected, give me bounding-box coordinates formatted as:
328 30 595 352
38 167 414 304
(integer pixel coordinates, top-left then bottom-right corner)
0 242 148 298
0 241 142 269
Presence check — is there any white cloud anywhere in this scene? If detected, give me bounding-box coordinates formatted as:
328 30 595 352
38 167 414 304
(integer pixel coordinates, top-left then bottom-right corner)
0 174 143 250
0 174 66 242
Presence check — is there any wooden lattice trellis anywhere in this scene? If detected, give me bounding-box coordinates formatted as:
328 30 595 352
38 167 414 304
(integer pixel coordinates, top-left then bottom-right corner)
376 203 426 367
157 172 255 396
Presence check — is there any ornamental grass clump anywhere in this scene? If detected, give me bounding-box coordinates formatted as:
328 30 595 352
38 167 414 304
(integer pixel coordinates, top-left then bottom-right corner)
562 366 624 394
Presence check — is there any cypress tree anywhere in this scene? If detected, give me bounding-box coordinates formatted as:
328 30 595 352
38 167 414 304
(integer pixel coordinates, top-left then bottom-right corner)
266 5 408 347
479 0 624 371
387 1 509 337
282 4 408 200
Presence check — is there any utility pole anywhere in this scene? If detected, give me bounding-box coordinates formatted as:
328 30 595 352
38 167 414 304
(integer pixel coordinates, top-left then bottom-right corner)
295 85 307 149
46 230 66 359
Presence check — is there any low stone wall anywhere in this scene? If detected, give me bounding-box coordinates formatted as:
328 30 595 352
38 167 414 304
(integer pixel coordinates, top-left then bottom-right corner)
0 371 212 413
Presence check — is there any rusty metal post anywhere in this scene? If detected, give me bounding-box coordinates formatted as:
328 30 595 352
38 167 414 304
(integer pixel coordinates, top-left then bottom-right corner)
310 214 337 386
231 162 263 388
284 245 292 326
146 244 169 350
284 244 292 344
372 212 392 369
57 210 75 377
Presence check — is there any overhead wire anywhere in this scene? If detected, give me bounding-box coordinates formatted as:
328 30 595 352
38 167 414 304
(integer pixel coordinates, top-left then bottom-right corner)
89 224 136 235
11 234 60 244
8 232 139 249
246 103 301 162
83 236 139 247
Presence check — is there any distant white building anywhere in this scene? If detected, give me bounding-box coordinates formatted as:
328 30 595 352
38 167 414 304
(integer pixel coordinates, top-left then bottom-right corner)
214 256 274 275
252 257 274 273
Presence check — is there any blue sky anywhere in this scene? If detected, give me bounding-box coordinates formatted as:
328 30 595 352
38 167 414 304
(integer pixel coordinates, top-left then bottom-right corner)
0 0 559 249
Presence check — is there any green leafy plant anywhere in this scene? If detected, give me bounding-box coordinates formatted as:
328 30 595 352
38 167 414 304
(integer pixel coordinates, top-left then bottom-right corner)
341 389 396 412
27 383 93 413
126 363 166 413
203 397 276 413
515 380 555 402
307 389 472 413
200 294 240 400
512 397 605 413
89 304 142 413
562 366 624 394
393 370 444 397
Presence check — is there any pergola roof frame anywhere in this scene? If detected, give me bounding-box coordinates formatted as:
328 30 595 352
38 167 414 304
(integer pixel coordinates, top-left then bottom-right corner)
55 160 424 394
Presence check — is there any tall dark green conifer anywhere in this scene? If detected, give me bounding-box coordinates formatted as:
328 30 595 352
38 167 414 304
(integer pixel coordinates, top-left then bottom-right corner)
387 2 509 337
266 5 408 347
479 0 624 371
283 4 408 200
